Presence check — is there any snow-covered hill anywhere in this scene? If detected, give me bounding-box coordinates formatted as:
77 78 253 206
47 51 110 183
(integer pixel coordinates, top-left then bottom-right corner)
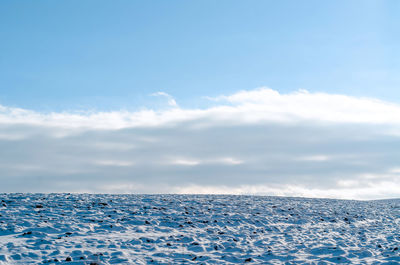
0 194 399 264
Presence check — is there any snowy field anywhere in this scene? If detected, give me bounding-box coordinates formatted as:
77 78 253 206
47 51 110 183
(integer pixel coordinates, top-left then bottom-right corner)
0 194 399 264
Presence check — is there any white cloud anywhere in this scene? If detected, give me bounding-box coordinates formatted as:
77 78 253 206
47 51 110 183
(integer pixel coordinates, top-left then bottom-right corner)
151 91 178 107
211 88 400 125
0 88 400 199
297 155 331 162
214 157 243 165
2 87 400 131
389 168 400 174
170 158 201 166
166 157 243 166
173 178 400 200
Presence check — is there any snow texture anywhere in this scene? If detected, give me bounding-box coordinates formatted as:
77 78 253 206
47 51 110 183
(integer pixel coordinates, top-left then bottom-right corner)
0 194 399 264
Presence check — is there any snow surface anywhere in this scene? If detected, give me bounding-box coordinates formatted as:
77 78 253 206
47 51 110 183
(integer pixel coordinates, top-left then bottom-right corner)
0 194 399 264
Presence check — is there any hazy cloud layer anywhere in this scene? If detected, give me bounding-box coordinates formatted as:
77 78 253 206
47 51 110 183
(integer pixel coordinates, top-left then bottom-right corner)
1 88 400 199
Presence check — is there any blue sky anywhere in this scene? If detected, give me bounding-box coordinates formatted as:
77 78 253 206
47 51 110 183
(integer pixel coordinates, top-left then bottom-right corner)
1 0 399 111
1 1 400 199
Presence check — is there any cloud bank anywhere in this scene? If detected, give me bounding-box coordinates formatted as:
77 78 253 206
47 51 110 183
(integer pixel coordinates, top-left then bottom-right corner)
1 88 400 199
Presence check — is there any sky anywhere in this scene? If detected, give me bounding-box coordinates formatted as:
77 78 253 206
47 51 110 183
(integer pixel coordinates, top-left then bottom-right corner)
0 1 400 199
